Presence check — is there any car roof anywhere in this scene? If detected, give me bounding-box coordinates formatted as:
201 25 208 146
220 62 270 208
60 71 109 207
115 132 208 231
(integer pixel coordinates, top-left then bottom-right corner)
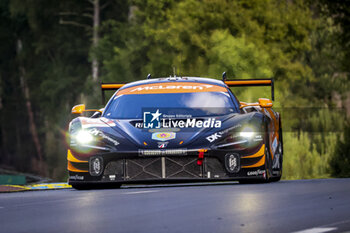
118 77 227 91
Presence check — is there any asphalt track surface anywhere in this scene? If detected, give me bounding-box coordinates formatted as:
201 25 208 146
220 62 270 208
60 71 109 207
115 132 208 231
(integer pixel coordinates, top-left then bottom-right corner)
0 179 350 233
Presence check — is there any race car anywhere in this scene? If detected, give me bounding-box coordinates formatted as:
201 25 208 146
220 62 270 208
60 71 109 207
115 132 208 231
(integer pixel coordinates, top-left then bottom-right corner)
67 75 283 189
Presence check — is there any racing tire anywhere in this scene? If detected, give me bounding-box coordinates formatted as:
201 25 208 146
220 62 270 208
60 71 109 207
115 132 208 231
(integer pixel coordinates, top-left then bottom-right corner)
270 174 281 182
263 124 273 183
270 123 283 182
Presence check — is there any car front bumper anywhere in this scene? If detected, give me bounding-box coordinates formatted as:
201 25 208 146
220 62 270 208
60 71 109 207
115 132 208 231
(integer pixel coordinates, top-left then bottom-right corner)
67 144 267 184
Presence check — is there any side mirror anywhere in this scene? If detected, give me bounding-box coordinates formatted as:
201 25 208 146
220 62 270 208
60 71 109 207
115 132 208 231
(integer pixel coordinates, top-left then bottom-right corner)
71 104 85 114
259 98 273 108
71 104 103 114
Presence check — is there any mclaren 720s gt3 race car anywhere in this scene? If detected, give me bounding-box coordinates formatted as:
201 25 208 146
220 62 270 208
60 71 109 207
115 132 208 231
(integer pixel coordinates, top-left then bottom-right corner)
67 75 283 189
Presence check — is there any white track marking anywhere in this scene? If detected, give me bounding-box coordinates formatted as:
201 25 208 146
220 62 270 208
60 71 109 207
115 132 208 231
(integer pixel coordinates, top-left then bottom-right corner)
322 219 350 228
293 227 337 233
294 218 350 233
11 190 160 207
123 190 159 195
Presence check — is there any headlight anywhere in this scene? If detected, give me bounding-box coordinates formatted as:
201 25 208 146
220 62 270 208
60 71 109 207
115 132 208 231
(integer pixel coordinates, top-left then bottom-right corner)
239 126 255 138
75 130 94 144
215 125 262 149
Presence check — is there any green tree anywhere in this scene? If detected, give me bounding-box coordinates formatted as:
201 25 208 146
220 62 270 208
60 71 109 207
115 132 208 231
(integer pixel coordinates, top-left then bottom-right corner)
330 122 350 177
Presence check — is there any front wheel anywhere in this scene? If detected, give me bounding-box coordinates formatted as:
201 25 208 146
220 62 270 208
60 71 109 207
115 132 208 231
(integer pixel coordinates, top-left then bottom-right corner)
263 143 272 183
270 123 283 182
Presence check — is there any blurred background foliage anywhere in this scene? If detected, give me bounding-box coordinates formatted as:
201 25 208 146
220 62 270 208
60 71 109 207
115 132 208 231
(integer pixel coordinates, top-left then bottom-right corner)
0 0 349 180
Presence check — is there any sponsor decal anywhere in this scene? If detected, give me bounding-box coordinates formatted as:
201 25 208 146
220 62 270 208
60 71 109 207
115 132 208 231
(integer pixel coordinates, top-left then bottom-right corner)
130 84 214 92
247 169 265 176
152 132 176 141
206 133 222 142
69 175 84 180
225 154 240 173
90 157 103 176
253 135 263 142
139 149 187 156
272 137 278 153
272 170 280 176
272 153 280 169
143 109 222 129
148 128 181 133
109 175 116 181
157 142 169 148
89 128 119 146
117 82 228 95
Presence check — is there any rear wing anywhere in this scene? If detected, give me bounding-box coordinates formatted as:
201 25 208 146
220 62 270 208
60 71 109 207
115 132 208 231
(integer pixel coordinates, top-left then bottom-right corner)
100 76 275 104
223 78 274 101
100 83 125 104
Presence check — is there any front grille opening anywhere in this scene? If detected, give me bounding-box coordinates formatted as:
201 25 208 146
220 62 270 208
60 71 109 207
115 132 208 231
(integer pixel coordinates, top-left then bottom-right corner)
101 156 234 181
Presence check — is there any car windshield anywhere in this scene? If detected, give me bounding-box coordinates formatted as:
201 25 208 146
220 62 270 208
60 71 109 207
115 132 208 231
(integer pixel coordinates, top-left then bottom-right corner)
103 91 239 119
